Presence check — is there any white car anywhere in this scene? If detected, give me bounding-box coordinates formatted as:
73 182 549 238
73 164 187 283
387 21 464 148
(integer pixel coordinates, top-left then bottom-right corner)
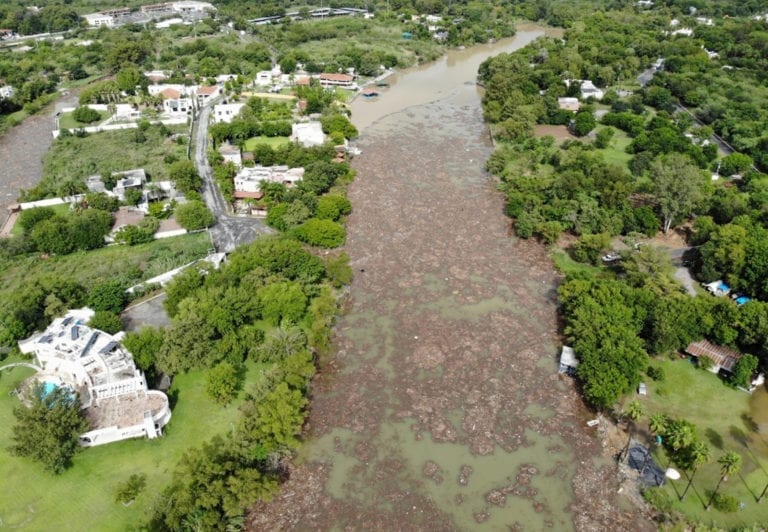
638 382 648 396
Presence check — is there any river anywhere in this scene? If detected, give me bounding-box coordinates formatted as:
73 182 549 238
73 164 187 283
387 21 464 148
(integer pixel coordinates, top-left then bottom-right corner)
249 26 650 531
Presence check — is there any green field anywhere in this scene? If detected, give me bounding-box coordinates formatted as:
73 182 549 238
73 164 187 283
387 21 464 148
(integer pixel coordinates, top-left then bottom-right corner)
0 233 210 319
595 127 632 167
58 109 111 130
0 359 263 531
623 358 768 527
34 125 188 199
243 135 291 151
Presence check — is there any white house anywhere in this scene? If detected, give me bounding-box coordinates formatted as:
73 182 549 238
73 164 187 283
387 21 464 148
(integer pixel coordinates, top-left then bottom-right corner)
83 13 115 27
319 72 356 88
112 169 147 201
695 17 714 26
16 309 171 447
159 87 194 115
233 165 304 199
565 79 605 100
213 102 245 123
196 85 220 105
219 143 242 168
254 71 274 87
171 1 216 14
291 121 325 147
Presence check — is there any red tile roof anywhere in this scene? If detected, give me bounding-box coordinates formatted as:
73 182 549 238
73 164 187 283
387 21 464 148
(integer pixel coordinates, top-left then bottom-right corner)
161 88 181 99
320 73 354 82
295 76 310 86
685 340 742 372
234 191 264 199
198 85 218 95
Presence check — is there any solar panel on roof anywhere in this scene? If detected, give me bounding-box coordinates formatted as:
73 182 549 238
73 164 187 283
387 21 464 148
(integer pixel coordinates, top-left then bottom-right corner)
80 332 99 358
62 316 73 326
40 334 53 343
71 326 79 340
99 341 118 354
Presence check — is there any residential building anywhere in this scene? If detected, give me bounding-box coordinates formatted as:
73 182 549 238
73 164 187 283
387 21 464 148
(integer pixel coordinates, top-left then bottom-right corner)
319 72 355 88
291 121 325 147
558 97 580 111
159 87 193 114
254 71 274 87
196 85 220 105
141 2 174 16
213 102 245 123
234 165 304 199
171 1 216 14
219 143 242 168
565 79 605 100
83 13 116 27
112 169 147 201
17 308 172 447
685 340 742 374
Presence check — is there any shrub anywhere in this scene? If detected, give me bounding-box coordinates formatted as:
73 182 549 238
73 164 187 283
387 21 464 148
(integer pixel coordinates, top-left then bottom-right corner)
174 201 215 231
88 281 127 314
114 473 147 505
571 233 611 264
641 487 673 514
88 311 123 334
17 207 57 234
536 220 564 245
205 362 241 404
293 218 345 248
72 106 101 124
316 194 352 221
646 365 665 382
698 356 714 371
710 492 739 513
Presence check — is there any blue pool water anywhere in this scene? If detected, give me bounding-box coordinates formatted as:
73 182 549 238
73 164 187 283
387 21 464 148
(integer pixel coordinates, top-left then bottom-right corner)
41 381 57 397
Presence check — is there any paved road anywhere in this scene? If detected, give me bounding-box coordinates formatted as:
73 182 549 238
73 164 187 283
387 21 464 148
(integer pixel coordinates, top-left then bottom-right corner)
192 102 272 253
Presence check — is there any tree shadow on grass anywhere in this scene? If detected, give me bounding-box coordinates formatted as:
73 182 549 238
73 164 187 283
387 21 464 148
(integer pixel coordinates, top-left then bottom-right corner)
738 470 758 502
705 427 723 450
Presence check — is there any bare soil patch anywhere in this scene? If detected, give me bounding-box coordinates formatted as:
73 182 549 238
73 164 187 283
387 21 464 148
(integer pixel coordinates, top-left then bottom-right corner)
534 124 577 142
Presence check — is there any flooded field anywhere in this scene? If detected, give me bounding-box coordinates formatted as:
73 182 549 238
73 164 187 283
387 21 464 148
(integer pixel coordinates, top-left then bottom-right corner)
249 28 652 531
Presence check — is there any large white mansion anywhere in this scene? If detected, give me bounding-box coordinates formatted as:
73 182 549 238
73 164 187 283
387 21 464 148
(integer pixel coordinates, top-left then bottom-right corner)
17 309 171 447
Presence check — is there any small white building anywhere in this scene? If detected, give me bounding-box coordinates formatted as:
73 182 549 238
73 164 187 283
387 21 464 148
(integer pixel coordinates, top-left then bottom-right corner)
196 85 220 105
695 17 714 26
16 309 172 447
219 143 242 168
565 80 605 100
171 1 216 14
558 345 579 375
160 87 194 115
213 102 245 123
83 12 115 27
254 71 274 87
558 97 580 111
234 165 304 199
291 121 325 147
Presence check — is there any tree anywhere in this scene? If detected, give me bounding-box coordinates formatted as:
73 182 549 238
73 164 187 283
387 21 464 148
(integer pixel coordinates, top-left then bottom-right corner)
122 326 164 379
572 111 597 137
87 281 127 314
10 384 89 474
174 201 215 231
719 153 753 177
205 361 241 404
680 441 711 501
257 282 307 326
594 127 615 149
650 153 705 233
168 160 202 194
17 207 56 234
115 473 147 505
89 311 123 334
666 418 696 452
72 106 101 124
324 252 353 288
731 354 758 389
707 451 742 510
316 194 352 221
123 188 143 207
649 413 668 438
293 219 346 248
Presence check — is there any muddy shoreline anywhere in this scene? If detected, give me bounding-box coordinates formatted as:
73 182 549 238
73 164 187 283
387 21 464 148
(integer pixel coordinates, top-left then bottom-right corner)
248 37 652 528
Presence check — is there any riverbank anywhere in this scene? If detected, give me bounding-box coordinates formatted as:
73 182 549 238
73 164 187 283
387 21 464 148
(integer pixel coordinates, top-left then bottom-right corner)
248 27 651 530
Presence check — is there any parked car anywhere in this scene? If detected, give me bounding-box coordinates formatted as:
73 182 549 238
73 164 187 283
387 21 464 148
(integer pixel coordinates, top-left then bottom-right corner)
601 252 621 263
638 382 648 396
731 293 751 306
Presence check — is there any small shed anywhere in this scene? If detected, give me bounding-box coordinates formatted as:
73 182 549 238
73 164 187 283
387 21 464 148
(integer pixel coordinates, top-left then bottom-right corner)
559 345 578 375
685 340 742 373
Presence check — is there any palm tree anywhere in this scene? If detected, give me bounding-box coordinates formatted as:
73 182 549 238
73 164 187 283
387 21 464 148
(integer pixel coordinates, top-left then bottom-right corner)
623 401 644 459
667 419 696 452
706 451 742 510
680 441 711 501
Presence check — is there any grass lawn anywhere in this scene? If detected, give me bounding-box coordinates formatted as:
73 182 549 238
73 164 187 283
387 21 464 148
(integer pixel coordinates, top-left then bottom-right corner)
0 233 210 322
624 358 768 527
551 249 601 276
9 203 71 237
58 110 110 130
595 127 632 167
0 358 267 530
243 135 291 151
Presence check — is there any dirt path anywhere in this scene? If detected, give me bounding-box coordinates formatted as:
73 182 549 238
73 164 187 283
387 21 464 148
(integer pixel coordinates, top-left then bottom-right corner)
0 89 81 226
248 79 653 529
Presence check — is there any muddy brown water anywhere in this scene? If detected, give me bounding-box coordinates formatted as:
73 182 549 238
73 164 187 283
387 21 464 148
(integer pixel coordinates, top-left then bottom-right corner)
250 26 650 531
